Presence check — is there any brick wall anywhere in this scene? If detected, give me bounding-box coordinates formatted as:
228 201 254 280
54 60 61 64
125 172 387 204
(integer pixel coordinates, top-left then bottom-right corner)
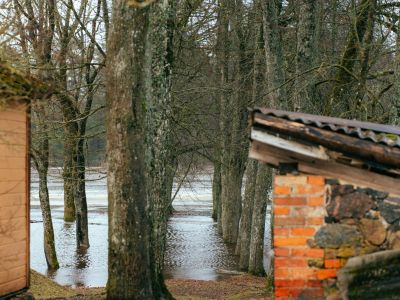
272 175 400 299
273 175 328 299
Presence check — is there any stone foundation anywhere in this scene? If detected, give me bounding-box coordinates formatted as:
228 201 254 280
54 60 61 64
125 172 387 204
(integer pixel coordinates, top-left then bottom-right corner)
272 175 400 299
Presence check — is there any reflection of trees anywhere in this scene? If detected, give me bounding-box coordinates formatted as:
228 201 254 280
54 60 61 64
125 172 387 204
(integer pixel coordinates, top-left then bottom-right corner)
75 247 89 269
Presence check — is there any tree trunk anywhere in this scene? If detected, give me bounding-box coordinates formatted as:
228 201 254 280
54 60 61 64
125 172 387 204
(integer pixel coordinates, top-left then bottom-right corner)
221 166 244 243
220 0 251 244
354 0 376 119
331 0 375 116
293 0 318 112
31 119 59 270
71 0 103 248
236 159 258 270
38 166 59 270
215 0 231 235
75 136 89 248
330 0 338 60
261 0 287 108
106 1 169 298
236 0 264 270
248 164 272 276
147 2 175 298
62 101 78 222
212 162 221 222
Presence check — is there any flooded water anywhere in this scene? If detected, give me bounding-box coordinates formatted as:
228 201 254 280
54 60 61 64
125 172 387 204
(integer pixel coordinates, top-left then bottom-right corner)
30 169 270 287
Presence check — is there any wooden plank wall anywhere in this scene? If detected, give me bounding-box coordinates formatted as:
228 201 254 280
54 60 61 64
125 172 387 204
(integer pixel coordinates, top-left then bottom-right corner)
0 104 29 296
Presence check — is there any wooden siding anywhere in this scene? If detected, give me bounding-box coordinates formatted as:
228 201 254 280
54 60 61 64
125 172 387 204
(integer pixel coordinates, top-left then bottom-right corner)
0 105 29 297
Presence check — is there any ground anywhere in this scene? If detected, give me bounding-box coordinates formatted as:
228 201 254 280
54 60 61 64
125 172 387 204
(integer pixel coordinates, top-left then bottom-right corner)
26 270 272 300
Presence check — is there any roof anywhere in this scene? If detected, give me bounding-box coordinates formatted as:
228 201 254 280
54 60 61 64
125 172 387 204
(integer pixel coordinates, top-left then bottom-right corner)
0 60 53 104
249 107 400 196
253 108 400 148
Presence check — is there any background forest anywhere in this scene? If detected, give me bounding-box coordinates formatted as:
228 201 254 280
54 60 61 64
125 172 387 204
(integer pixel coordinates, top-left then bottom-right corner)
1 0 400 298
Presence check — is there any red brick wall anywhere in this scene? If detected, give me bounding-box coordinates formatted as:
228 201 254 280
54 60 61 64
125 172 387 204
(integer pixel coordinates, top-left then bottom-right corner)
273 175 329 299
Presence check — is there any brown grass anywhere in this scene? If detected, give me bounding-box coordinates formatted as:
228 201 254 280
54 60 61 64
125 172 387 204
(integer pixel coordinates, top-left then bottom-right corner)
29 270 272 300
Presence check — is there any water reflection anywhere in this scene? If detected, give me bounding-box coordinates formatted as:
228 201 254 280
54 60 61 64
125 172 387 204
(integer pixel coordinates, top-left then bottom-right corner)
30 171 247 287
164 215 238 280
75 248 90 269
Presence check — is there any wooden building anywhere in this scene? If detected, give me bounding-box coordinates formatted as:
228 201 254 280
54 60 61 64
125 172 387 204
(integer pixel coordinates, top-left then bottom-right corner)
249 108 400 299
0 62 51 298
0 103 29 297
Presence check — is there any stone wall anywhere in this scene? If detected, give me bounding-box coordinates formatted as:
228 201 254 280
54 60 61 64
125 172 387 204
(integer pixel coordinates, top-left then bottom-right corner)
272 175 400 299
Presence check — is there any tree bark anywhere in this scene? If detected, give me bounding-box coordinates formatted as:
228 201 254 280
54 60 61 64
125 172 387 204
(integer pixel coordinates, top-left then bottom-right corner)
293 0 318 112
248 164 271 276
215 0 230 236
38 165 59 270
57 19 79 223
62 115 77 222
331 0 375 116
261 0 287 109
32 120 59 270
236 159 258 270
75 136 89 248
220 0 251 244
106 1 169 298
212 161 221 222
354 0 376 118
147 2 175 298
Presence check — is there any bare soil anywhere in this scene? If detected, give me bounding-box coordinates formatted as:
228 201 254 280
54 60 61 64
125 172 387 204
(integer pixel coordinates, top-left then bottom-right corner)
28 270 272 300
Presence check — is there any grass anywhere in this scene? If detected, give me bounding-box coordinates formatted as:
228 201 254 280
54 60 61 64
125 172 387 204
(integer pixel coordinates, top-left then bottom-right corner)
29 270 105 300
29 270 272 300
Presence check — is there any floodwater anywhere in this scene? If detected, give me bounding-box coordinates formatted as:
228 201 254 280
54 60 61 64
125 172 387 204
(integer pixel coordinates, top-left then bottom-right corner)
30 169 270 287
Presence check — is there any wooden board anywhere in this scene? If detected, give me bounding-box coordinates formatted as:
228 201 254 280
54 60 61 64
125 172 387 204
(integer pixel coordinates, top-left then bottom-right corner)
250 141 400 196
0 106 29 297
251 128 329 160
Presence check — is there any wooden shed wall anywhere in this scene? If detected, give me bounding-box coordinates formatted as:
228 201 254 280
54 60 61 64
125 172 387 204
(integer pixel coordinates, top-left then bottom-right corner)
0 104 29 297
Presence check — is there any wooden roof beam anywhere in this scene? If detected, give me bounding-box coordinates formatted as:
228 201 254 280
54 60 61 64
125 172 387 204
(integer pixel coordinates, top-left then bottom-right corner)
253 113 400 168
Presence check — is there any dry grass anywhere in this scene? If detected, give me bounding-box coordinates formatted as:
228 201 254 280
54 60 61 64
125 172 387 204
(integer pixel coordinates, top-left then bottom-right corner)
29 270 271 300
29 270 105 300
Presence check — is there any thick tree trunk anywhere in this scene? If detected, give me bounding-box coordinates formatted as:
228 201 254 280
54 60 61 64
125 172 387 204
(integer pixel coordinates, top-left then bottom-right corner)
221 166 244 243
248 164 272 276
106 1 169 298
220 0 251 244
147 4 175 299
236 1 264 269
215 0 231 235
236 159 258 270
